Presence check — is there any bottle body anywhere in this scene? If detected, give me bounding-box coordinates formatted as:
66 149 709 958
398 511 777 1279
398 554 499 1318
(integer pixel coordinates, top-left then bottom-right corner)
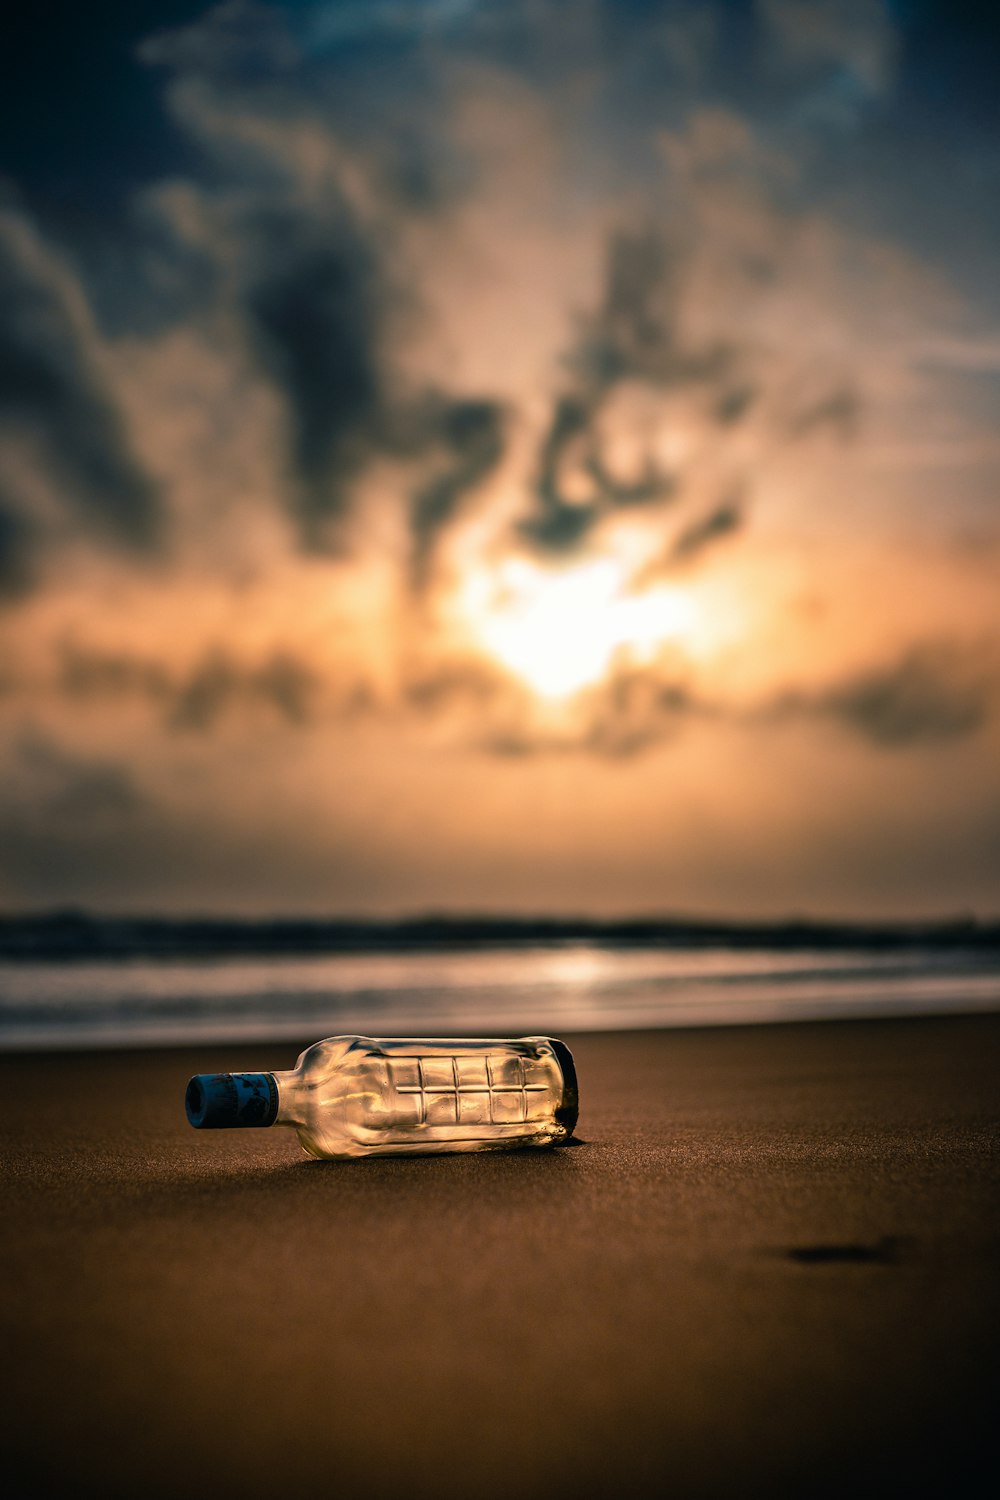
187 1035 578 1160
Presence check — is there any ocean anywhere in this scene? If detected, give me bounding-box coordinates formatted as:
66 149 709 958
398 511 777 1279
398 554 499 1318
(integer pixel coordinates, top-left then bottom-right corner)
2 936 998 1049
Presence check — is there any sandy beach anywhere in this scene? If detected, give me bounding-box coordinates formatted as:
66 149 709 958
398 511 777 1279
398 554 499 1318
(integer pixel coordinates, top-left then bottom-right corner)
1 1015 997 1498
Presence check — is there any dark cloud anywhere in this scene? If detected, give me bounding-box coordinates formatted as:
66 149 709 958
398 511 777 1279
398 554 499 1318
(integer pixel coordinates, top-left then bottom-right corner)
225 226 506 573
778 641 997 747
87 643 701 763
669 501 743 564
139 1 300 82
590 453 673 507
0 502 35 601
787 386 861 441
515 208 871 565
139 2 506 562
60 642 171 701
58 641 321 731
12 4 867 590
410 398 506 585
402 657 507 713
519 228 742 555
521 397 600 552
579 669 696 758
534 392 673 521
12 734 142 821
519 499 598 554
521 235 692 558
573 229 677 392
378 127 452 213
395 650 701 760
141 7 432 551
479 666 699 759
0 210 161 550
419 639 998 760
170 648 318 730
714 384 757 425
572 229 730 395
242 211 386 544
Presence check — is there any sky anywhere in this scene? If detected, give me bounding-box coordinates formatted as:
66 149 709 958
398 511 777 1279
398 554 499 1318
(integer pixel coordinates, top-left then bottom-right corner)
1 0 999 919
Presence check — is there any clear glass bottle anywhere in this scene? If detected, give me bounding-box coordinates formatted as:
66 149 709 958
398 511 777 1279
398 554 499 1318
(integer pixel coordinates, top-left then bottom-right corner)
186 1034 578 1159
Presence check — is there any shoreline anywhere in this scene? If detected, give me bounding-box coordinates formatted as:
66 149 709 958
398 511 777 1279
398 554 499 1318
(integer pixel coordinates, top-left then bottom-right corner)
2 1001 999 1056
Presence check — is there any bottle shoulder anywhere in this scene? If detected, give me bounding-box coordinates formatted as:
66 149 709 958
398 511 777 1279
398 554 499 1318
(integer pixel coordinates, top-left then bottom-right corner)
294 1034 372 1078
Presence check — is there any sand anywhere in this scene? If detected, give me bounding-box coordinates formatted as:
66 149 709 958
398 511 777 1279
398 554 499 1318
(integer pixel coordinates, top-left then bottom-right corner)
1 1016 997 1498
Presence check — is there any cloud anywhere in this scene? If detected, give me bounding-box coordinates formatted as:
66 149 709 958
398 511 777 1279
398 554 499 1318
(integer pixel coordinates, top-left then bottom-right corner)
474 665 701 760
668 501 743 565
759 0 898 125
0 502 34 601
1 0 995 777
139 1 300 82
243 214 385 541
400 637 999 760
519 227 746 555
572 228 733 396
140 6 422 551
516 200 867 573
58 642 322 731
0 206 161 557
129 2 909 598
39 625 997 763
787 386 861 440
170 648 319 729
138 6 522 565
7 734 142 822
575 669 698 759
401 656 507 714
522 397 604 553
302 0 483 50
760 0 895 86
410 397 506 585
775 641 998 747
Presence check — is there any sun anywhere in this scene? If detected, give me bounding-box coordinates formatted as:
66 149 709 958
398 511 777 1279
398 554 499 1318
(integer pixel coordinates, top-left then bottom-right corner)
456 553 700 700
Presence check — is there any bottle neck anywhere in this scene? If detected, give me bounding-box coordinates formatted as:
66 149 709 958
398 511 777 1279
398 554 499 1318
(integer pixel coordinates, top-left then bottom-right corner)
270 1069 306 1128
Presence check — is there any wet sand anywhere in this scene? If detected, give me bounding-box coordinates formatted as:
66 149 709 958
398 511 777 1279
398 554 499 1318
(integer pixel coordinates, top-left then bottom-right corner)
1 1016 998 1498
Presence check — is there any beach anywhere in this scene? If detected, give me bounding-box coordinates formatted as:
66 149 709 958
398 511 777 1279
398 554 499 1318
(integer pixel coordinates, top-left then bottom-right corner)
2 1015 998 1498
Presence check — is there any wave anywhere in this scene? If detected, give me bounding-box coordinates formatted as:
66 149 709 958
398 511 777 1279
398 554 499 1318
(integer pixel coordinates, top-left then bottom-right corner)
2 942 998 1049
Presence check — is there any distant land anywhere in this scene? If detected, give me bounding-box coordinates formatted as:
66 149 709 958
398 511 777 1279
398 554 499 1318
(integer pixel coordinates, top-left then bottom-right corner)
0 910 998 961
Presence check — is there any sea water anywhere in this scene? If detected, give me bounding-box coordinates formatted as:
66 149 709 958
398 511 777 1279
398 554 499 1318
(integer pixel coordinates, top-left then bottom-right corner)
1 942 998 1049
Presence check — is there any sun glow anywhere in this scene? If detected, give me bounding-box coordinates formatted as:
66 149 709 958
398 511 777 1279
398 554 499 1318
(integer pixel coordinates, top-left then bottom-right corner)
459 555 700 699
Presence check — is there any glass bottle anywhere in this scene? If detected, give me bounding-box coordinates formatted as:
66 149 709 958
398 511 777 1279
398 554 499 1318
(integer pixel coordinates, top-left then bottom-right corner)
185 1034 578 1159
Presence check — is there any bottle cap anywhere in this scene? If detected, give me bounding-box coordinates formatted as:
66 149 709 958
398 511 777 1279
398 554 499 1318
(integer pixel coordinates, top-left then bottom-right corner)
185 1072 279 1129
